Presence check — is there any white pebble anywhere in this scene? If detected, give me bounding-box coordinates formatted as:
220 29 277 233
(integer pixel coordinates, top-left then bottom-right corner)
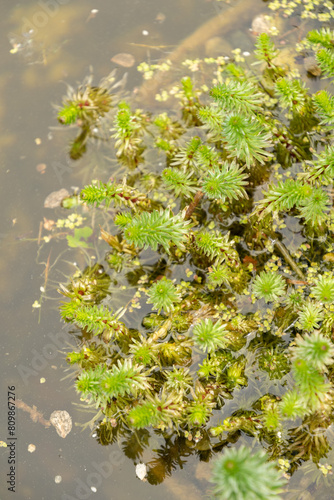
142 30 149 36
136 463 147 480
91 486 97 492
55 476 62 484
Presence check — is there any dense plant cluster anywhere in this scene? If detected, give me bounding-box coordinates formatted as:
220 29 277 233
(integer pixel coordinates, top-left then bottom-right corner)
55 24 334 495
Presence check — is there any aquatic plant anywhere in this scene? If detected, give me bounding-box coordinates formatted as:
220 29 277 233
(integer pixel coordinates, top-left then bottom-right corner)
210 446 286 500
54 25 334 494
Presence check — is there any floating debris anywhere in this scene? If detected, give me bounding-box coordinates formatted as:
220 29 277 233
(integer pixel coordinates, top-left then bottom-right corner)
304 56 321 77
50 410 72 438
111 53 135 68
44 189 70 209
36 163 46 174
86 9 99 22
27 444 36 453
43 218 55 231
16 400 51 428
251 14 276 36
155 12 166 24
135 463 147 481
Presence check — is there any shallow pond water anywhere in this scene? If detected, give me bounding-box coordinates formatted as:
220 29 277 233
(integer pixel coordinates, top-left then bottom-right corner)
1 1 334 499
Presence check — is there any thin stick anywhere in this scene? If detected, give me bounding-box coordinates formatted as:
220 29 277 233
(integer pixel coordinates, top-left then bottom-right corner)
184 190 204 220
136 0 263 105
274 240 306 281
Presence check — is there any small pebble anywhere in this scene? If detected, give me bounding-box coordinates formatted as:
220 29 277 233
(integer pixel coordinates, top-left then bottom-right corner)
28 444 36 453
111 53 135 68
142 30 149 36
50 410 72 438
44 188 70 209
155 12 166 23
36 163 46 174
91 486 97 492
55 475 62 484
40 378 46 384
136 463 147 481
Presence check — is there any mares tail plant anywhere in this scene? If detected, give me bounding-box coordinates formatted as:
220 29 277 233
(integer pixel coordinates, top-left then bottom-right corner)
56 71 126 159
55 27 334 489
210 446 286 500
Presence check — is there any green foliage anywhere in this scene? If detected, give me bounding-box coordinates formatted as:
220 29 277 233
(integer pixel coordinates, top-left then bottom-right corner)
298 188 330 227
255 179 311 217
292 358 330 411
153 112 184 140
162 168 197 198
192 318 229 353
66 227 93 248
193 230 238 265
316 49 334 78
57 80 113 159
146 277 181 313
275 78 307 113
209 81 263 115
222 113 273 166
292 332 334 371
297 301 323 332
313 275 334 303
210 446 286 500
129 337 158 366
111 102 149 167
312 90 334 126
171 136 202 169
58 85 112 125
101 359 151 398
55 19 334 490
127 400 160 428
305 145 334 184
187 399 213 426
279 390 306 419
81 180 147 209
129 389 183 430
254 33 278 67
60 302 125 336
201 163 248 202
279 332 334 416
252 271 286 303
115 208 191 252
307 28 334 50
163 367 192 393
207 263 232 289
58 102 81 125
76 359 151 403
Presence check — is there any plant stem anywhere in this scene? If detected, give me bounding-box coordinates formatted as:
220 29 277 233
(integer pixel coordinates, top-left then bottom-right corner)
273 240 306 281
184 190 204 220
